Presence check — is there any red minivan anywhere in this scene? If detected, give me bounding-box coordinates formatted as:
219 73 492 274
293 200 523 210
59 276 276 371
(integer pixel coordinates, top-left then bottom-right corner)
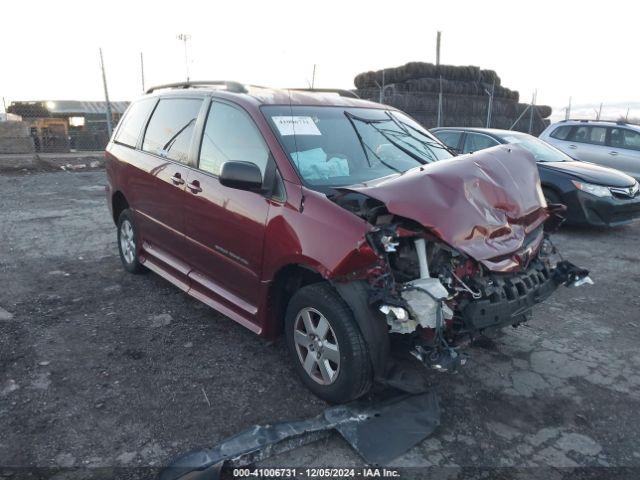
106 81 590 403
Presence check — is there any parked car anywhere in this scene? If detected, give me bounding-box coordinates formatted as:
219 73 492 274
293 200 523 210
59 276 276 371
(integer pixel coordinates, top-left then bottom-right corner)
540 120 640 181
106 82 590 403
432 127 640 227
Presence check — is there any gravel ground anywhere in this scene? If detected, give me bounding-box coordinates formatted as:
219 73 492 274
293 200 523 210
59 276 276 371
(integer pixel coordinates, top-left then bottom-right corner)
1 170 640 479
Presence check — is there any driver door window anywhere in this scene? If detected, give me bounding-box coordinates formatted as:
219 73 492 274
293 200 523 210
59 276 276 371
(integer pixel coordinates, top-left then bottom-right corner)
199 101 269 175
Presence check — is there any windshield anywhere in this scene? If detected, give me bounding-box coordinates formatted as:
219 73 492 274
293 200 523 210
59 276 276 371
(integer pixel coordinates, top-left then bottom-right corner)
262 106 453 188
501 133 569 162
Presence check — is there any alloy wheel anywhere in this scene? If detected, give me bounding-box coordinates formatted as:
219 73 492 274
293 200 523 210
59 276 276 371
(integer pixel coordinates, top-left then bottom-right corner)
119 219 136 265
293 307 341 385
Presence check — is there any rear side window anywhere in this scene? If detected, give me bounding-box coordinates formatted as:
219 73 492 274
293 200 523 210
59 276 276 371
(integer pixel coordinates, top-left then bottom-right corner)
199 102 269 176
114 98 156 147
549 125 572 140
570 126 606 145
434 130 462 149
610 128 640 151
142 98 203 164
463 133 498 153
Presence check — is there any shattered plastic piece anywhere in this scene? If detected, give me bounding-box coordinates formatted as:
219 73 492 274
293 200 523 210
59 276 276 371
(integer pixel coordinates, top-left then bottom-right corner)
380 305 417 334
158 392 440 480
411 345 467 372
553 260 593 287
570 276 594 287
402 278 449 329
380 234 399 252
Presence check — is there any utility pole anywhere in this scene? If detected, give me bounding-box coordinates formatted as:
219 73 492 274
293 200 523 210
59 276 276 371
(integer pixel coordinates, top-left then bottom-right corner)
436 31 441 66
528 90 536 134
1 97 6 114
597 102 603 121
99 48 113 138
565 96 572 120
437 76 443 127
140 52 146 93
375 70 386 104
177 33 191 82
311 64 316 89
485 80 495 127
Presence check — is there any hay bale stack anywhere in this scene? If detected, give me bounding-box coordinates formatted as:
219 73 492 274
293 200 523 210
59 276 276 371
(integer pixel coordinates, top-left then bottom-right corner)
354 62 551 135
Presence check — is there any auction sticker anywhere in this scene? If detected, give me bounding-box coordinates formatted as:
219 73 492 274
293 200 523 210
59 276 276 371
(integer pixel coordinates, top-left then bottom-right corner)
272 116 321 136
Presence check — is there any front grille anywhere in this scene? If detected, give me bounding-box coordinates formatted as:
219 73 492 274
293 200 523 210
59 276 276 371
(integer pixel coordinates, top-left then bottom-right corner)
610 183 640 199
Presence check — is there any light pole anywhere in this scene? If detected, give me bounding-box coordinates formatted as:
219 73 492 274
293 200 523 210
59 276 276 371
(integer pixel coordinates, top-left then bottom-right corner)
99 48 113 138
177 33 191 82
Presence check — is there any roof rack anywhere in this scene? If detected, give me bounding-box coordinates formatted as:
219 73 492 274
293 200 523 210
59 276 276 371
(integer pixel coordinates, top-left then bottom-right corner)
287 88 360 99
560 118 628 126
145 80 249 94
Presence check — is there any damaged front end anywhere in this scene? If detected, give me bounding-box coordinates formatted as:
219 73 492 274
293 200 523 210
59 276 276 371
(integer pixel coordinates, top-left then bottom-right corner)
330 147 592 375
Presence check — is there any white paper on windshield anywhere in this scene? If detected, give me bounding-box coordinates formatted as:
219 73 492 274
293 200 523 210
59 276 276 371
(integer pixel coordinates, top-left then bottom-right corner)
272 116 321 136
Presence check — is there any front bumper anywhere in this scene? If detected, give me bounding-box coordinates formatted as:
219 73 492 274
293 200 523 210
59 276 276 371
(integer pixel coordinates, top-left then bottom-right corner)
562 189 640 227
460 259 560 331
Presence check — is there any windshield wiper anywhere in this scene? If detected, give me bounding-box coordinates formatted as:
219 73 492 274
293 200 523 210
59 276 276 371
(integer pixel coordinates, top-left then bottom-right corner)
379 129 438 162
343 112 403 173
345 111 428 166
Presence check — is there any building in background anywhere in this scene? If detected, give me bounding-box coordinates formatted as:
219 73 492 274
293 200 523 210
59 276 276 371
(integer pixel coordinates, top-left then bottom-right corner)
7 100 129 152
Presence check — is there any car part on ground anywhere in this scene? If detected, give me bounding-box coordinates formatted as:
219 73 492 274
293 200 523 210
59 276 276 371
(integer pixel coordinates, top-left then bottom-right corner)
158 391 440 480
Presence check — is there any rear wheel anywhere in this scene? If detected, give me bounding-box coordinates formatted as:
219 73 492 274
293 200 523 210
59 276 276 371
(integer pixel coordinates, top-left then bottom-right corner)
117 209 147 274
285 283 372 403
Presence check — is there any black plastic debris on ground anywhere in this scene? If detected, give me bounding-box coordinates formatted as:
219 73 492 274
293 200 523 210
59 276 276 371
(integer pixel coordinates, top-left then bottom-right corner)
158 391 440 480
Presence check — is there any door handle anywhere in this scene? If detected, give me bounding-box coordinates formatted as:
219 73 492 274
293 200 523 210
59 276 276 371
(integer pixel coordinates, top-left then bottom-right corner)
568 144 577 149
171 173 185 185
187 180 202 193
609 151 619 156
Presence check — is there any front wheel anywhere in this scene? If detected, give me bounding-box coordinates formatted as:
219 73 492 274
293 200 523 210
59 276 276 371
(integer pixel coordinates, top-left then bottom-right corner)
285 283 372 403
117 209 147 274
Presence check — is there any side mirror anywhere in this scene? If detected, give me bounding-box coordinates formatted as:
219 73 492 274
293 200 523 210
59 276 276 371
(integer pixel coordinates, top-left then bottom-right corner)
219 161 263 192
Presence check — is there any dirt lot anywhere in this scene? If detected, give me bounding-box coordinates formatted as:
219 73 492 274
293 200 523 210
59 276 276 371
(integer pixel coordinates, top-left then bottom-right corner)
2 169 640 479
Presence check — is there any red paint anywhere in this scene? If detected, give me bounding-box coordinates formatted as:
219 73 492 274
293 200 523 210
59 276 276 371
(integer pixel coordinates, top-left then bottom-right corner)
106 88 551 339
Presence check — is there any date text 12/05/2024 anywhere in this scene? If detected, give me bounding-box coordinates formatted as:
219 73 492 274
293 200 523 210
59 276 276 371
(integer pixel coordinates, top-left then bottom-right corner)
232 468 401 477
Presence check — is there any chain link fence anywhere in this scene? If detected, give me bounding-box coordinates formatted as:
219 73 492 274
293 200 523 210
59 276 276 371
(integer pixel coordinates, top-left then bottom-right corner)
0 100 127 154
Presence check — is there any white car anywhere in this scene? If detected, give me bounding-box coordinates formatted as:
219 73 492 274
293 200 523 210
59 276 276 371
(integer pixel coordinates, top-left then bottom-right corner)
540 120 640 181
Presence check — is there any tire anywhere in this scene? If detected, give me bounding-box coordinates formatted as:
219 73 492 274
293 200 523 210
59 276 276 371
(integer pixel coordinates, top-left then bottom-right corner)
117 209 147 274
285 283 372 403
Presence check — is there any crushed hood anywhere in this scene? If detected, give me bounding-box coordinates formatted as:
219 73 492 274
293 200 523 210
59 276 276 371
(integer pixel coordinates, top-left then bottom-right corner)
342 145 549 272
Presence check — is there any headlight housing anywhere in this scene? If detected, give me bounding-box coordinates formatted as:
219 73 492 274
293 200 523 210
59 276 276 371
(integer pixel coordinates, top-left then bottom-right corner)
571 180 612 198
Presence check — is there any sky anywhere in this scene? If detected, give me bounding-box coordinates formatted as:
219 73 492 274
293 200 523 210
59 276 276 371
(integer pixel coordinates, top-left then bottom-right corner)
1 0 638 118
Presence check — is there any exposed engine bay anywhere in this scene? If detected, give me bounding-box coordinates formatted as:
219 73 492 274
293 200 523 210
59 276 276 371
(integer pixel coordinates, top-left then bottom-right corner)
329 173 593 374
